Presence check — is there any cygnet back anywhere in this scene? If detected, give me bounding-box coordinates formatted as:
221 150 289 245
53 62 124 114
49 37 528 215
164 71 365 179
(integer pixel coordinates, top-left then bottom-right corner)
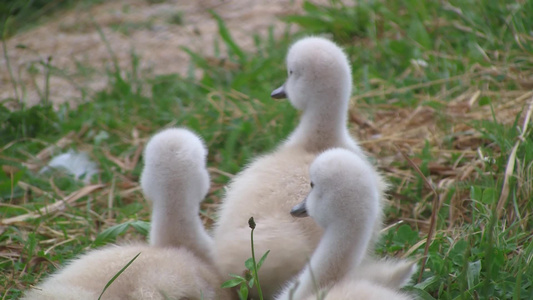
310 279 414 300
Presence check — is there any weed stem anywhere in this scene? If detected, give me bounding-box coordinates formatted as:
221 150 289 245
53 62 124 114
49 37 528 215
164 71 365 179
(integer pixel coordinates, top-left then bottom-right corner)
249 217 264 300
2 21 20 101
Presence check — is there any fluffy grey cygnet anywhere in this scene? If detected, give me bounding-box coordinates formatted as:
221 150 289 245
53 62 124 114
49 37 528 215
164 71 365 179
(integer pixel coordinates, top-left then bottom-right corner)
23 128 232 300
276 149 415 300
213 36 388 299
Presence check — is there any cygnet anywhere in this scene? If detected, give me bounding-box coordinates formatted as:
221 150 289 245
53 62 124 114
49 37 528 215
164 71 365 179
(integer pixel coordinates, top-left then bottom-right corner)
276 148 415 300
23 128 232 300
213 36 387 298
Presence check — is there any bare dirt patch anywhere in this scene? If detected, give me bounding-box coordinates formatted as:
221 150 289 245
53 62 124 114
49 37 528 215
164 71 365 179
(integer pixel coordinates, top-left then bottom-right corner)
1 0 318 108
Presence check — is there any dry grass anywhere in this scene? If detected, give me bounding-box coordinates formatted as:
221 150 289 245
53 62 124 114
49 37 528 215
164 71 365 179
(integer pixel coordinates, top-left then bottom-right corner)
353 63 533 224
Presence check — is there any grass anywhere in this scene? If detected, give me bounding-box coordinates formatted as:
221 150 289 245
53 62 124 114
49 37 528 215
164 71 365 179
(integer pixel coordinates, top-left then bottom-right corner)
1 0 532 299
0 0 105 38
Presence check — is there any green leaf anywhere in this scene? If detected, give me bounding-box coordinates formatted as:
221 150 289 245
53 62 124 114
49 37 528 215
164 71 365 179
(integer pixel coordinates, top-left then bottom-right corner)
257 250 270 270
394 224 419 246
467 260 481 289
248 275 255 288
481 188 496 204
403 286 437 300
238 284 249 300
228 274 246 281
221 277 243 289
244 257 254 270
450 239 468 266
470 186 482 201
0 168 24 198
414 275 439 290
407 20 431 49
93 221 132 246
130 220 150 236
93 220 149 246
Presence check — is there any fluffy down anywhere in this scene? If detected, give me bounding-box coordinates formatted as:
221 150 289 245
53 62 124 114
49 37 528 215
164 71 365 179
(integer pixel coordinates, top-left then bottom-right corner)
213 37 387 298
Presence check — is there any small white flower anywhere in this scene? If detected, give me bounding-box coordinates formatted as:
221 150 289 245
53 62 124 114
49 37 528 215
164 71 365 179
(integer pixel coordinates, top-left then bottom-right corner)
482 156 495 164
411 59 429 68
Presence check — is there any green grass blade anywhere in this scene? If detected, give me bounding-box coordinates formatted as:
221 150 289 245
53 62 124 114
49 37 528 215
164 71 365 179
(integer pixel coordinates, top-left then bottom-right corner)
209 10 246 63
98 252 141 300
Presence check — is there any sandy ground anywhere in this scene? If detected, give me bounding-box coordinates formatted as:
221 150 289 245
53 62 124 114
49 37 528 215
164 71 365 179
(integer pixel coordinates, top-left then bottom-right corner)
0 0 320 108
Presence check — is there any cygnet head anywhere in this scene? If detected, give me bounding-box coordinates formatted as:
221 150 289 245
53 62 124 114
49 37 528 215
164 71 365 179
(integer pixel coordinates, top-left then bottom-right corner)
291 148 379 229
140 128 210 207
271 37 352 111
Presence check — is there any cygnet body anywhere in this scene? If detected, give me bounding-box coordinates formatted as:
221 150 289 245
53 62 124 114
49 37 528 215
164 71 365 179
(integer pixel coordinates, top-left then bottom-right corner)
23 128 232 300
213 37 387 298
307 279 414 300
302 260 417 300
276 149 415 300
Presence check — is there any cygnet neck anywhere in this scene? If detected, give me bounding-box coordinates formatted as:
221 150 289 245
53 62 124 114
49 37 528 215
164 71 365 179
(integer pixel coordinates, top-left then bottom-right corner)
284 95 356 154
281 221 371 300
150 189 213 264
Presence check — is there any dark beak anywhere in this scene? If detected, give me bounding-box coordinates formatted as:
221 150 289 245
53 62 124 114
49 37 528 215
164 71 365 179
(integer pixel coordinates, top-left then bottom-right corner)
290 199 308 218
271 84 287 99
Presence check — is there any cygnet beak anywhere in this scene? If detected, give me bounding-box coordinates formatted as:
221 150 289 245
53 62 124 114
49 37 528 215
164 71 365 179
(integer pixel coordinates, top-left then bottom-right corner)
271 84 287 99
290 199 308 218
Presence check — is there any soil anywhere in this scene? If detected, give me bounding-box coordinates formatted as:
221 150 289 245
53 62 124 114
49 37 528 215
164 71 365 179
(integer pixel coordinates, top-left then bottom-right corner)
0 0 322 108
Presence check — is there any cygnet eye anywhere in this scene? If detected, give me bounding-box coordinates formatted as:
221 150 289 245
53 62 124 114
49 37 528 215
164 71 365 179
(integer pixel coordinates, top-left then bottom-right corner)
289 69 293 75
310 182 314 188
